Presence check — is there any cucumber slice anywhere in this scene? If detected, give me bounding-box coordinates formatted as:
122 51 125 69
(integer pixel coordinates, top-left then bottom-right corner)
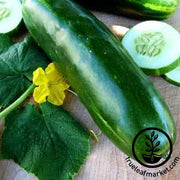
164 65 180 86
0 0 22 34
122 21 180 75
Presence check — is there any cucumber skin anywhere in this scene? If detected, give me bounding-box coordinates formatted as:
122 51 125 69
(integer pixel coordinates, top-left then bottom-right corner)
74 0 179 19
22 0 176 160
163 65 180 86
136 55 180 76
164 75 180 86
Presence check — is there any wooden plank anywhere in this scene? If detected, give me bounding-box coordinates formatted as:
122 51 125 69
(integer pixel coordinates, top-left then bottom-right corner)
0 5 180 180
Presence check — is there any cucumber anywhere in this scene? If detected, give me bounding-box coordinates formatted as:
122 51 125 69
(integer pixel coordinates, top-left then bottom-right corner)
0 0 22 34
22 0 176 162
122 21 180 75
74 0 179 20
164 65 180 86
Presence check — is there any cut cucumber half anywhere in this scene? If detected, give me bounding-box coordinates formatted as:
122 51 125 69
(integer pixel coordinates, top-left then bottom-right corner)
164 65 180 86
0 0 22 34
122 21 180 75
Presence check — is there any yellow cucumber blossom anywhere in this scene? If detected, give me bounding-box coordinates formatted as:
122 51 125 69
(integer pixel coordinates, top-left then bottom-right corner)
33 63 70 106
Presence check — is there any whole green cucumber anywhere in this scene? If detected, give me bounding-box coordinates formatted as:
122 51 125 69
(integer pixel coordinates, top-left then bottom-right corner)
74 0 179 19
22 0 176 161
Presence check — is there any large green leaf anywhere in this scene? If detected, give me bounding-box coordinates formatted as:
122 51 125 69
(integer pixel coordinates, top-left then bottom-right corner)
0 34 12 54
1 103 90 180
0 35 48 109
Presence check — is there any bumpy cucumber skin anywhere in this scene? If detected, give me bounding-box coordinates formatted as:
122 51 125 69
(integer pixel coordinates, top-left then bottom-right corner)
74 0 179 19
22 0 176 160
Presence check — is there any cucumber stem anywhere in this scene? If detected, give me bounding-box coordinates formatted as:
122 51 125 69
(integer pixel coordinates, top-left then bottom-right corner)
0 84 35 120
67 89 78 96
89 130 99 142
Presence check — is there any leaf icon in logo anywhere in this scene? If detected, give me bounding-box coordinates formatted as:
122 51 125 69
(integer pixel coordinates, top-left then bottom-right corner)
142 130 162 164
146 142 151 147
155 141 160 147
145 135 151 141
154 148 160 152
153 134 158 141
145 149 152 152
151 131 155 137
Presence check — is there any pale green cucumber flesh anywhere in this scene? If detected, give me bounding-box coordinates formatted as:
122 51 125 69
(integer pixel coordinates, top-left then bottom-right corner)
0 0 22 34
122 21 180 75
164 65 180 86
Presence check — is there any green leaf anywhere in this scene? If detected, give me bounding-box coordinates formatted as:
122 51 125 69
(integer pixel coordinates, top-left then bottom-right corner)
0 35 48 109
1 102 90 180
0 34 12 54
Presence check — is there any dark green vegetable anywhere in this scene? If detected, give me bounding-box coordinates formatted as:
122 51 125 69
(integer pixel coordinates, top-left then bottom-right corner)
74 0 179 19
22 0 176 161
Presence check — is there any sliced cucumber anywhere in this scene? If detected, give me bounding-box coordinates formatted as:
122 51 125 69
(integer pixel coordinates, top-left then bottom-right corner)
122 21 180 75
0 0 22 34
164 65 180 86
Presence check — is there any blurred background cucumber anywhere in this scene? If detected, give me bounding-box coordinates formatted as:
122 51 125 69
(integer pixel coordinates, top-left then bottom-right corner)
74 0 179 19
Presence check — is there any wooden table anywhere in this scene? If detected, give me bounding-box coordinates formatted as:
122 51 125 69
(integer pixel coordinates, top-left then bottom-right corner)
0 5 180 180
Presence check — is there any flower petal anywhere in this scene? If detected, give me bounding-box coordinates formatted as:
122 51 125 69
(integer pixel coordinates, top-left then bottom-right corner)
45 63 63 83
56 80 70 91
33 67 48 86
33 85 49 104
47 85 66 106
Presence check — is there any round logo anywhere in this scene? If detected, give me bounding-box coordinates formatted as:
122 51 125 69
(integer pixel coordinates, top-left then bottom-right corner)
132 128 173 168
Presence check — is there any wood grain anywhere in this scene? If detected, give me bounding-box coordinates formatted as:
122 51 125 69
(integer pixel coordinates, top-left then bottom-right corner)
0 5 180 180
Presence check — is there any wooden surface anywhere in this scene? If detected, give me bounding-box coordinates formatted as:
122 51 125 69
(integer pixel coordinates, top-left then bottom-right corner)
0 5 180 180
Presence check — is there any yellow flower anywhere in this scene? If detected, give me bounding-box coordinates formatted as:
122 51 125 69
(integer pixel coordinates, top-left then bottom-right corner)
33 63 70 106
